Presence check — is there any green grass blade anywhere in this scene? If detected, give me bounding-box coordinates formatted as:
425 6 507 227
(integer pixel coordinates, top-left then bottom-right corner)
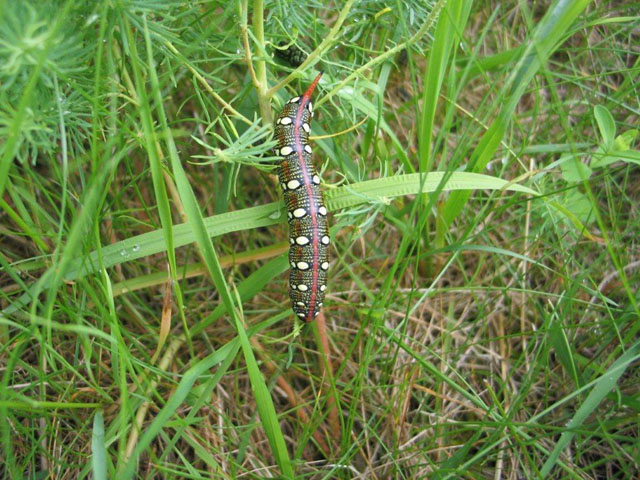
548 312 581 388
120 340 241 479
418 0 472 172
141 26 294 479
441 0 591 228
325 171 537 210
3 171 536 315
129 15 191 353
540 341 640 476
91 411 108 480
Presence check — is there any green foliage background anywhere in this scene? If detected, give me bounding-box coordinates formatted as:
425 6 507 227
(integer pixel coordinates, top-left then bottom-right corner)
0 0 638 478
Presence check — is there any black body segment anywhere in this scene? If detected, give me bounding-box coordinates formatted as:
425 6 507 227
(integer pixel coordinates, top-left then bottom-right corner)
274 73 328 322
275 42 307 67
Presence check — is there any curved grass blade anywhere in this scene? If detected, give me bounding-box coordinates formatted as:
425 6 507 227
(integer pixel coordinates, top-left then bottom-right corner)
3 172 537 315
419 0 472 171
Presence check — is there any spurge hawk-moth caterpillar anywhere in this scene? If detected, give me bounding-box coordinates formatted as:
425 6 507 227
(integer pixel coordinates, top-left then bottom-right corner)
274 72 328 322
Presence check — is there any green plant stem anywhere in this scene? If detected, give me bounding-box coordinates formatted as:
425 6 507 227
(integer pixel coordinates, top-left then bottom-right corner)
252 0 272 123
266 0 358 99
241 0 260 89
317 0 448 108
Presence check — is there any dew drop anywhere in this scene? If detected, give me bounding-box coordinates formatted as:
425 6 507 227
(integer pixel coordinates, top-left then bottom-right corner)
269 209 282 220
85 13 99 26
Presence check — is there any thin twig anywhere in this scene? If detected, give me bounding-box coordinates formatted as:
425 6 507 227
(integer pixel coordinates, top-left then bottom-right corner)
313 313 341 442
240 0 260 89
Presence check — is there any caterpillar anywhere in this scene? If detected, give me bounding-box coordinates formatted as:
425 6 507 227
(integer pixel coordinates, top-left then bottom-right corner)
275 72 328 322
274 42 307 67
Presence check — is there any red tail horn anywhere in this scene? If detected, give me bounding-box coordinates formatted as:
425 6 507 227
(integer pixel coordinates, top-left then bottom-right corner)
302 72 323 102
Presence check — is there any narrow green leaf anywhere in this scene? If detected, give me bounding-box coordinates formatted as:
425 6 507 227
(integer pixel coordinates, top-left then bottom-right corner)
125 16 186 354
120 341 240 479
91 411 107 480
540 342 640 476
548 314 580 387
441 0 591 228
70 172 538 279
4 171 537 315
594 105 615 146
419 0 471 171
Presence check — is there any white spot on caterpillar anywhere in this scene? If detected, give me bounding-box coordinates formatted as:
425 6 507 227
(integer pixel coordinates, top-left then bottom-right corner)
295 236 310 246
307 101 313 113
297 284 308 292
289 238 295 245
314 310 320 316
318 206 327 215
321 235 330 245
297 312 306 318
320 285 326 292
321 262 329 270
304 145 312 154
292 208 306 218
287 179 301 190
296 261 310 270
287 211 293 219
291 283 297 289
280 146 294 156
281 182 287 191
290 261 296 268
296 301 305 307
279 117 293 125
289 96 300 103
276 117 281 125
312 174 320 185
302 123 310 133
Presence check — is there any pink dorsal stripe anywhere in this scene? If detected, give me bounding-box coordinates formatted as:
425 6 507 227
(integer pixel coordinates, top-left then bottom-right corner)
294 72 322 321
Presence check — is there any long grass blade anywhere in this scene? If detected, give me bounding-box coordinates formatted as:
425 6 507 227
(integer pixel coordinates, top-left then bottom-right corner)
540 342 640 476
3 171 536 315
441 0 591 228
418 0 472 172
139 23 294 478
